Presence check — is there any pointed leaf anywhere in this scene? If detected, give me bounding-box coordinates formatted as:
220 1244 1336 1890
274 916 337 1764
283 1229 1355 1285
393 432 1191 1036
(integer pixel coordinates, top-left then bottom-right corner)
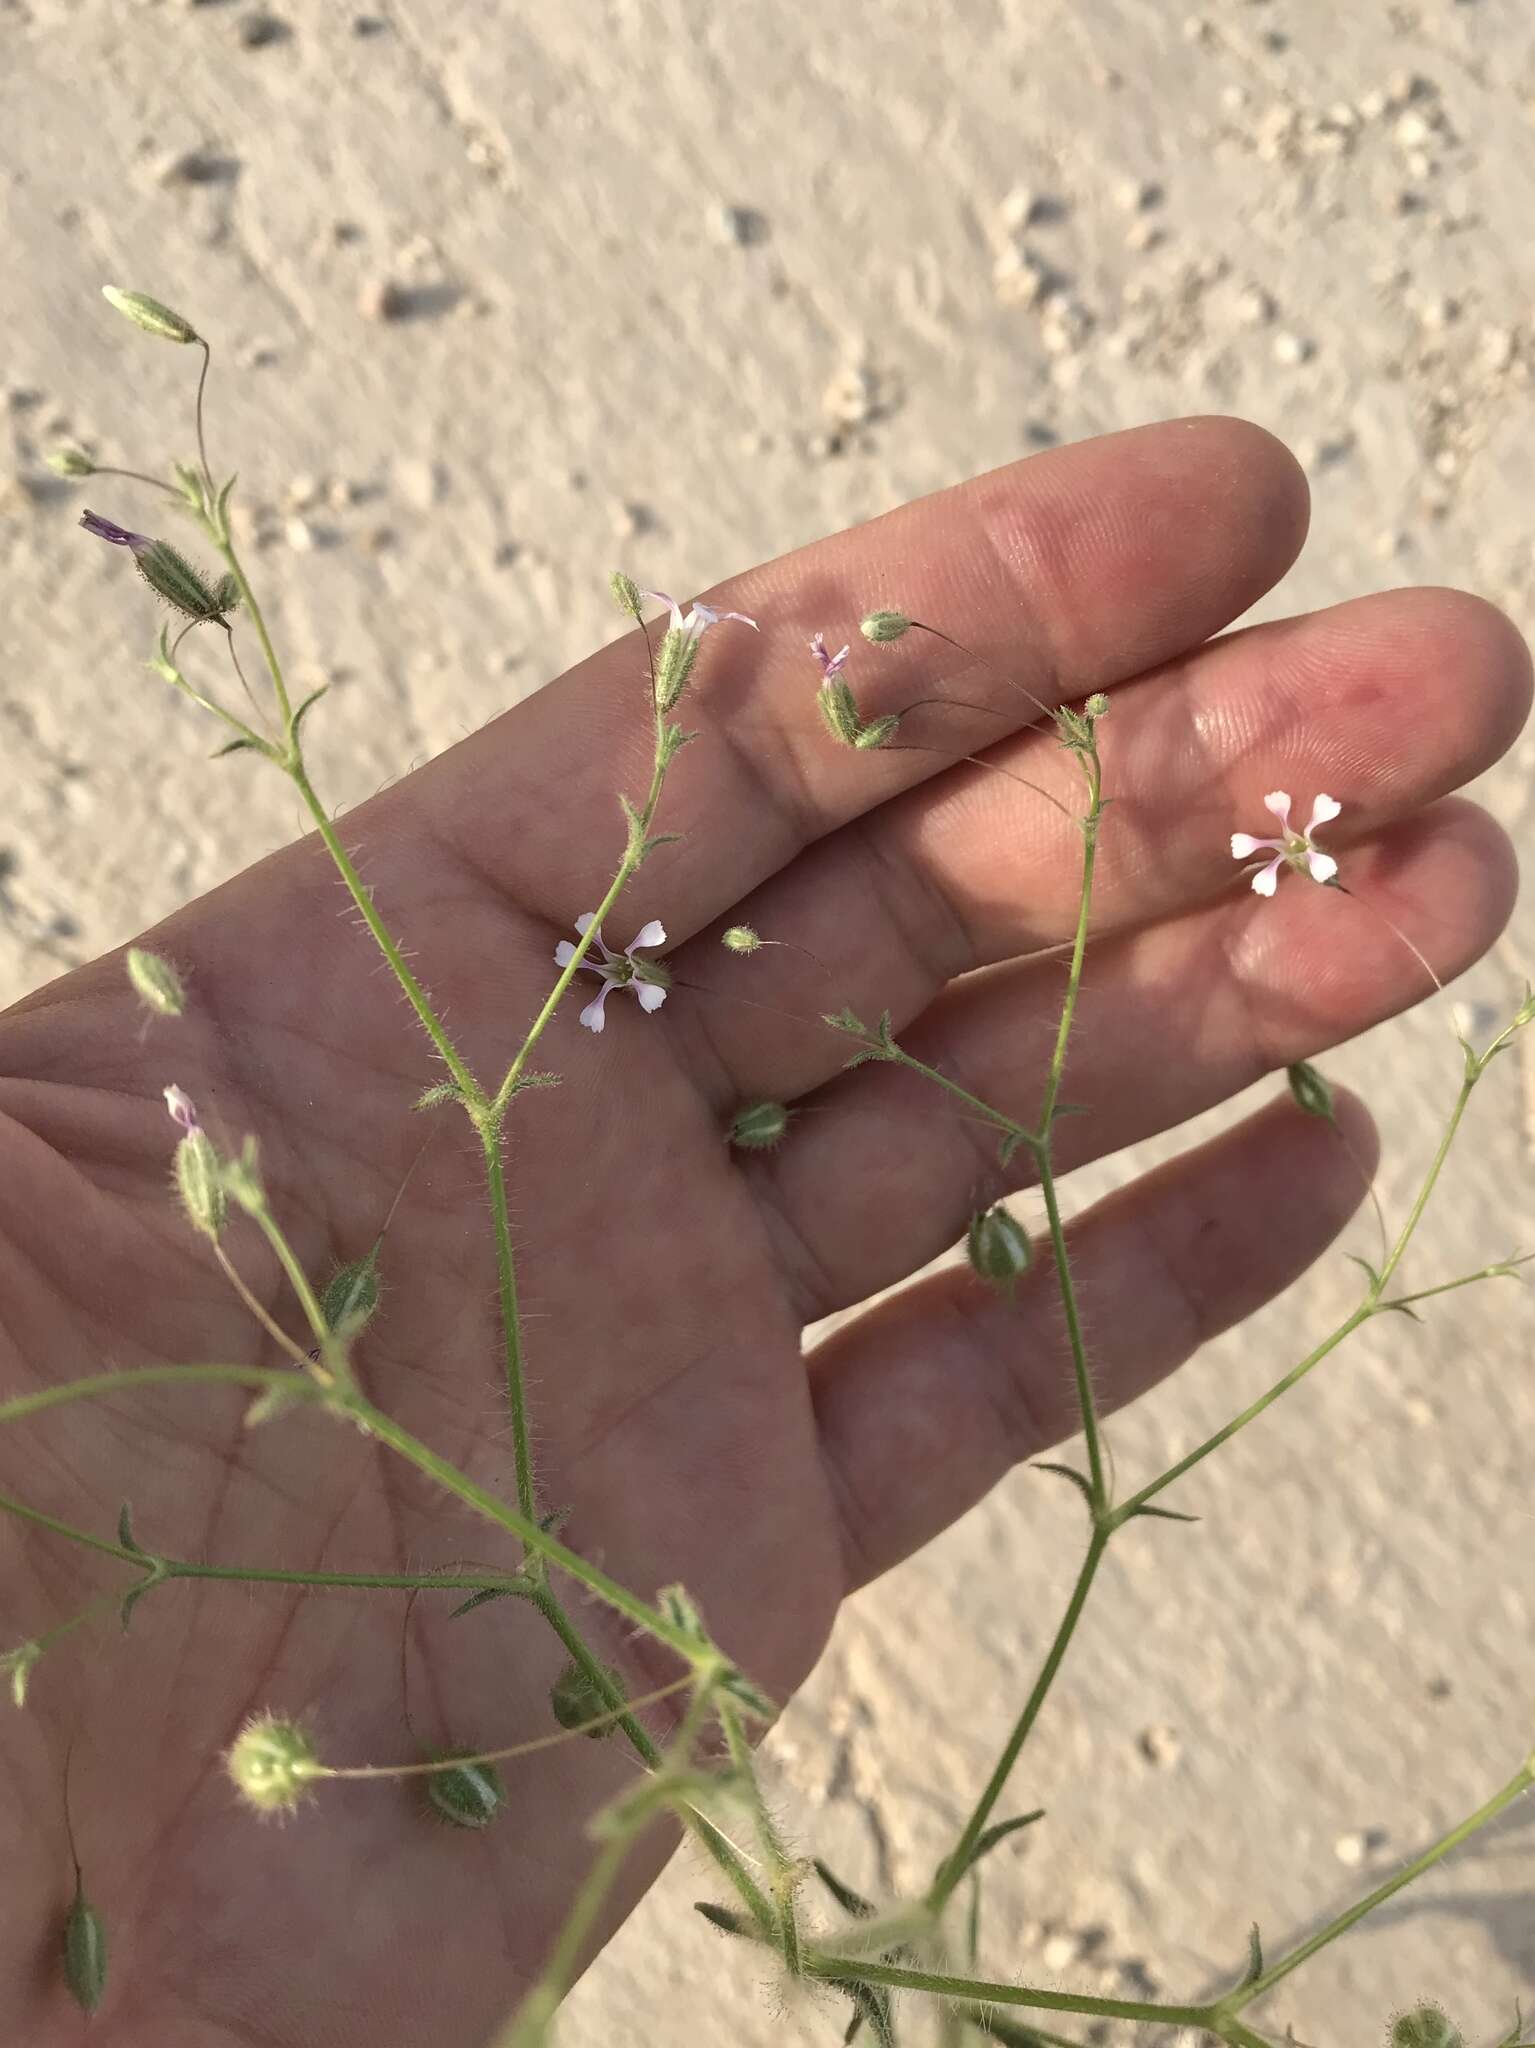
693 1900 755 1938
1346 1253 1383 1292
845 1983 895 2048
448 1584 528 1619
117 1501 146 1557
813 1858 875 1919
211 736 266 759
290 685 329 739
971 1809 1046 1866
1242 1921 1263 1986
414 1081 463 1112
1129 1503 1201 1525
1032 1462 1096 1511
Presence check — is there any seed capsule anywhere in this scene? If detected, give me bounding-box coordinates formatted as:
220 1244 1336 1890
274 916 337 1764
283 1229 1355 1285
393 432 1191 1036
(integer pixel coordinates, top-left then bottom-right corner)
730 1101 790 1151
966 1205 1033 1294
101 286 200 345
860 609 911 642
425 1753 505 1831
225 1713 322 1815
63 1886 107 2016
550 1659 622 1739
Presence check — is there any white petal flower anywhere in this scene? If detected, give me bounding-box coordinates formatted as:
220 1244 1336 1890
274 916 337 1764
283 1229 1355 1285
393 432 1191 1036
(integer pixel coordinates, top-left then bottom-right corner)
554 915 671 1032
1231 791 1342 897
641 588 758 645
163 1084 199 1132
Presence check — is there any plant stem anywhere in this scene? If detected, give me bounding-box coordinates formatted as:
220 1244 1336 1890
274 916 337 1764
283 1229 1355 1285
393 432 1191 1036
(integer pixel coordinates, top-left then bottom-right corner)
806 1953 1215 2029
483 1127 536 1519
927 1530 1108 1915
1034 768 1105 1507
1229 1757 1534 2011
0 1365 311 1430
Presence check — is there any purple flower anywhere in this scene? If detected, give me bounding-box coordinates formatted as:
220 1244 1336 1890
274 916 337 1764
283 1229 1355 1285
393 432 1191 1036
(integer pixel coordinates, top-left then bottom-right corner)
1231 791 1342 897
554 914 670 1033
810 632 850 680
81 509 153 554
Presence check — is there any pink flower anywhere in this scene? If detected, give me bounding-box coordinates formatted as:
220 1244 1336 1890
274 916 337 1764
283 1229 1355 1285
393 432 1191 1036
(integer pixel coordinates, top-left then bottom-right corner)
1231 791 1342 896
810 632 850 679
164 1084 200 1132
554 914 671 1033
641 590 758 646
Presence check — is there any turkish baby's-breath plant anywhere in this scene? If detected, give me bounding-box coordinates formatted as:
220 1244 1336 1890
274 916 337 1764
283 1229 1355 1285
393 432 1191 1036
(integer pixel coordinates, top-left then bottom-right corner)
1 285 1530 2047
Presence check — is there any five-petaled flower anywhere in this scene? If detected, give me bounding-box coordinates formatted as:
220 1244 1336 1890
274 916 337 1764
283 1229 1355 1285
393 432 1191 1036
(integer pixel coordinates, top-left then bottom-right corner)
810 631 850 680
555 915 671 1033
164 1084 200 1132
641 590 758 646
1231 791 1342 896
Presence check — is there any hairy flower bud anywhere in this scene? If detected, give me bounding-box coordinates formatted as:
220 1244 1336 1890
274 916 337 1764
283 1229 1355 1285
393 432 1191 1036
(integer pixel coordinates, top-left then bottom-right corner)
47 446 96 478
817 678 864 746
730 1101 790 1151
1286 1060 1335 1120
722 925 761 954
967 1205 1033 1294
653 628 701 713
1084 692 1110 718
855 714 901 749
174 1129 226 1239
609 569 643 616
101 286 200 345
426 1754 505 1830
127 947 187 1018
225 1713 322 1815
860 609 911 642
550 1659 623 1738
63 1886 107 2016
1391 2009 1464 2048
321 1246 381 1339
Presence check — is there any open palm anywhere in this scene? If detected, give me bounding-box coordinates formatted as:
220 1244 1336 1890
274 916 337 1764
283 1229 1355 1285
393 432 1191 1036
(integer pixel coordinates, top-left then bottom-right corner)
0 420 1526 2046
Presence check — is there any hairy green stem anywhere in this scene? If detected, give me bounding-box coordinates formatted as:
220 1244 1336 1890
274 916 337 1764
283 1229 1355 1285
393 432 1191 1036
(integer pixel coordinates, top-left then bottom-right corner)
1230 1756 1534 2010
806 1953 1215 2028
483 1129 536 1519
927 1530 1107 1916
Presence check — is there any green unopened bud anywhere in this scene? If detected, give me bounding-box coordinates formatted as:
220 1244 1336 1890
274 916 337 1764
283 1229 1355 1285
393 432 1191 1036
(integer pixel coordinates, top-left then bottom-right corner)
855 714 901 749
126 947 187 1018
967 1205 1033 1294
226 1713 321 1815
860 609 911 643
730 1101 790 1151
1084 692 1110 718
610 569 643 616
3 1640 41 1708
321 1246 380 1339
1391 2009 1464 2048
63 1885 107 2016
426 1754 505 1829
1286 1060 1335 1120
654 628 700 712
722 925 761 954
222 1137 265 1216
174 1129 226 1240
47 447 96 478
550 1660 623 1738
101 286 200 346
818 678 864 746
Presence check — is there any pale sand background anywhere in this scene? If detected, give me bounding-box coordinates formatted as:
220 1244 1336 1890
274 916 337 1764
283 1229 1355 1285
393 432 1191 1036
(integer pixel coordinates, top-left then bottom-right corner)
3 1 1535 2041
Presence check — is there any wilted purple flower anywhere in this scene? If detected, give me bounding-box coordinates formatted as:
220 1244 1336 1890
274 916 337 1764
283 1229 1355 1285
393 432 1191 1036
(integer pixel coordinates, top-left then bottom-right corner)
554 914 670 1033
81 509 153 554
1231 791 1342 897
164 1084 200 1132
810 632 850 680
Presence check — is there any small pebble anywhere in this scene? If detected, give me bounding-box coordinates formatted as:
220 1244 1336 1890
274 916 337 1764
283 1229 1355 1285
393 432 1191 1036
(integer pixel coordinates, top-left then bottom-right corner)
1137 1723 1182 1767
1334 1826 1390 1868
238 10 289 46
284 516 315 552
1115 176 1163 213
358 277 408 322
1272 330 1313 366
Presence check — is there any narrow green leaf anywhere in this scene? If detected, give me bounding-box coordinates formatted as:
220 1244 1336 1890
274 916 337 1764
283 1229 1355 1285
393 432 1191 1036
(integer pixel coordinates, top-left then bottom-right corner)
1032 1462 1095 1510
694 1900 755 1938
1129 1503 1201 1525
971 1809 1046 1867
447 1583 528 1619
1242 1920 1263 1986
211 736 266 759
117 1502 145 1556
813 1858 875 1919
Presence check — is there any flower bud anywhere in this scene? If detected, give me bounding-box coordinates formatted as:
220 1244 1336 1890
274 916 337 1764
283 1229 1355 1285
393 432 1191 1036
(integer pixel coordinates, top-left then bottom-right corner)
722 925 761 954
855 714 901 749
101 286 200 345
967 1205 1033 1294
63 1886 107 2015
426 1754 505 1830
174 1129 226 1240
730 1101 790 1151
1084 692 1109 718
550 1659 623 1738
127 947 187 1018
135 539 232 622
860 609 911 643
47 446 96 478
817 678 864 746
225 1713 321 1815
321 1247 381 1339
1286 1060 1334 1120
1391 2008 1463 2048
609 569 643 616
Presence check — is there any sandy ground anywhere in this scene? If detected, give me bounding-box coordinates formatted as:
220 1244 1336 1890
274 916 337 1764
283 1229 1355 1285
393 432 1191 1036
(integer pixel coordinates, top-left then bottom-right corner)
3 0 1535 2041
